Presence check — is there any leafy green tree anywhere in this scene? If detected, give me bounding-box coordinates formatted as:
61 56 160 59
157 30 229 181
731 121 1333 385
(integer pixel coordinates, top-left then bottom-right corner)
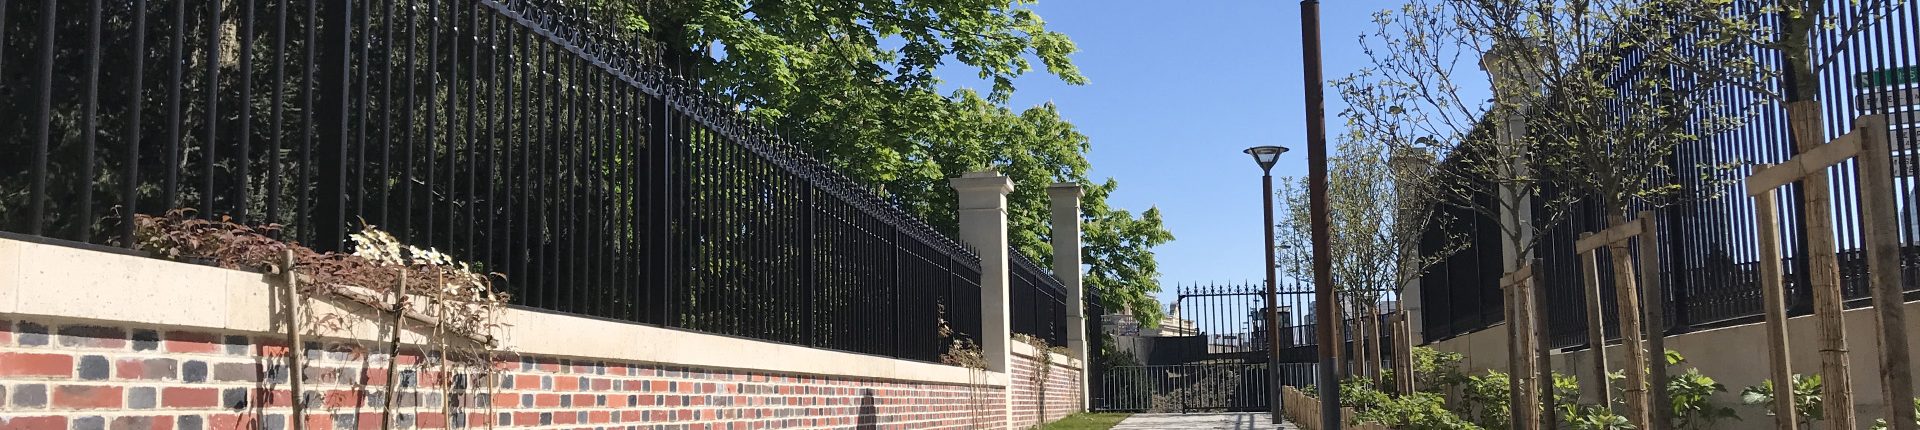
612 0 1172 322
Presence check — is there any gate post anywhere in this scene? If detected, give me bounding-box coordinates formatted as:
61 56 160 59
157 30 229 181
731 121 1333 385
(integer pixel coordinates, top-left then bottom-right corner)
1048 182 1090 411
951 171 1016 426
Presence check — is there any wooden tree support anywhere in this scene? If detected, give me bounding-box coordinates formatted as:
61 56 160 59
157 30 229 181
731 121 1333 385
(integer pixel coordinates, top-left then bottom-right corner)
278 250 307 430
1574 234 1613 409
1503 265 1542 430
1393 311 1416 395
1743 113 1912 430
1575 213 1668 430
1750 186 1801 430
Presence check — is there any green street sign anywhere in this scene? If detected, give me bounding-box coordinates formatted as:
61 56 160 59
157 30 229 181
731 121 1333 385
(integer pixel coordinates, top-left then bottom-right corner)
1857 66 1920 88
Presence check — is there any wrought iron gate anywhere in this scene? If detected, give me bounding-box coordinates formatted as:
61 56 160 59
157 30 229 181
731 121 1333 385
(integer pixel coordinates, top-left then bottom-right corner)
1093 362 1318 412
1090 281 1395 412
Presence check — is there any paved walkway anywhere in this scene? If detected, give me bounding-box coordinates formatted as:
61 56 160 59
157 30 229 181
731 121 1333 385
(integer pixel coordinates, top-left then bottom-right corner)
1111 413 1297 430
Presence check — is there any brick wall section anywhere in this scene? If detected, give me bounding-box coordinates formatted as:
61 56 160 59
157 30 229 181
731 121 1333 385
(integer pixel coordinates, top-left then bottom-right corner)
1006 350 1080 428
0 317 1017 430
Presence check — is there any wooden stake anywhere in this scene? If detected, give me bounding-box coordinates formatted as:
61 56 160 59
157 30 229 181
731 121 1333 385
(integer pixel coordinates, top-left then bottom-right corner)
1790 100 1857 430
1356 300 1372 384
1404 312 1416 393
1333 295 1347 379
1637 212 1671 430
1856 114 1916 430
1366 301 1383 386
281 250 306 430
1576 240 1613 409
1607 240 1651 430
380 273 407 430
1754 189 1800 430
1534 271 1556 430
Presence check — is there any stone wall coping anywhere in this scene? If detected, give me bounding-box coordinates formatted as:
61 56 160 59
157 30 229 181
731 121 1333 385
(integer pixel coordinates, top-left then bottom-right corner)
1009 337 1083 370
0 236 1008 387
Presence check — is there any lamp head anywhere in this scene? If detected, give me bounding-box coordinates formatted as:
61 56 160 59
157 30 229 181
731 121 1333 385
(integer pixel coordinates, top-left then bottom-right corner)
1243 145 1289 173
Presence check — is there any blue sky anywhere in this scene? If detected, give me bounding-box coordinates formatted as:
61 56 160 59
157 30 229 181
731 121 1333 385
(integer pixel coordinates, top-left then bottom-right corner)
943 1 1439 307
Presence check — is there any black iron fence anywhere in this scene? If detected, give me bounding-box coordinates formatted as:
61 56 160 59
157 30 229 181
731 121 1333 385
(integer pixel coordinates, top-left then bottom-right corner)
1011 248 1070 347
1166 282 1397 365
0 0 990 363
1417 0 1920 350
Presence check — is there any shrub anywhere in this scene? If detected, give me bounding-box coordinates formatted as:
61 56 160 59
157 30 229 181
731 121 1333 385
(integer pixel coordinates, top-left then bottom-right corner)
1668 367 1737 429
1461 370 1512 429
1566 406 1634 430
1358 391 1485 430
1342 377 1392 410
1660 351 1738 430
1552 372 1583 423
1413 347 1468 392
1742 373 1823 429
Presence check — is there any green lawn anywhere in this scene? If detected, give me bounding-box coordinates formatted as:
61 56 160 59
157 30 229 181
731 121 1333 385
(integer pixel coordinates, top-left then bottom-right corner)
1037 412 1132 430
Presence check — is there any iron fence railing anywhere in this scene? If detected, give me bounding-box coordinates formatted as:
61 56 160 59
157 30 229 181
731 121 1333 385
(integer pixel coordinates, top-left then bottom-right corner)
1417 0 1920 349
0 0 985 363
1011 248 1070 347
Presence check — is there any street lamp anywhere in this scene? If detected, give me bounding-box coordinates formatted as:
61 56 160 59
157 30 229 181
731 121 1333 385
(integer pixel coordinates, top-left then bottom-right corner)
1245 144 1289 424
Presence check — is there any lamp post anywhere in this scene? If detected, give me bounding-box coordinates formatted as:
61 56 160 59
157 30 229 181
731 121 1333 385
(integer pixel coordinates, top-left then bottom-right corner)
1245 145 1289 424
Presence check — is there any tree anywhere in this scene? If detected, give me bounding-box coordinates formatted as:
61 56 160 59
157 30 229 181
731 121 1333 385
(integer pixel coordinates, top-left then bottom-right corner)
1761 1 1909 428
1271 135 1452 383
1335 1 1771 428
614 0 1174 324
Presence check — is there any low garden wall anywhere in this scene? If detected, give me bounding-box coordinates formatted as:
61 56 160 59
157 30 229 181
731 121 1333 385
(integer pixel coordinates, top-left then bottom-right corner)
0 236 1082 429
1427 300 1920 428
1008 343 1081 427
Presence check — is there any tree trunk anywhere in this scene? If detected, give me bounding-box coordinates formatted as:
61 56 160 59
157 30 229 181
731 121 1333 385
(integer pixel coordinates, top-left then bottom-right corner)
1779 3 1857 427
1509 274 1541 430
1605 219 1650 430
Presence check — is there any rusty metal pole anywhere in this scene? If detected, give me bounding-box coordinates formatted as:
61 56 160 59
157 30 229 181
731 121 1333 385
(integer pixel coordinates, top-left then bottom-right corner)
1299 0 1338 429
1263 170 1284 424
1247 144 1289 423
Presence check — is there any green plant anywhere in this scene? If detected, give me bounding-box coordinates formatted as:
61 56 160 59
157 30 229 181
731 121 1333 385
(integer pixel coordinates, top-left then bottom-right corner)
1567 406 1635 430
1652 351 1738 430
1742 374 1823 429
1667 367 1737 429
1552 372 1584 421
1461 370 1512 429
1869 398 1920 430
1357 391 1485 430
1413 346 1468 392
1343 377 1393 411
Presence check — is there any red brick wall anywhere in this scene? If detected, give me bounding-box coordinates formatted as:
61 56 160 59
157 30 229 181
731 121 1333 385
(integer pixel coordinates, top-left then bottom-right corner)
1007 350 1081 428
0 317 1017 429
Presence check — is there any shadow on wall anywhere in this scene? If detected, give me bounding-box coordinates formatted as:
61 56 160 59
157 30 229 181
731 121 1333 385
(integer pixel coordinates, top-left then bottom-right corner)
858 388 878 429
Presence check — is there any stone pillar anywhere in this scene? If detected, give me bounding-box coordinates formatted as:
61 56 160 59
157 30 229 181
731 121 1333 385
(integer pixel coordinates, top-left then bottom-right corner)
951 171 1015 376
1482 39 1542 430
1047 182 1088 411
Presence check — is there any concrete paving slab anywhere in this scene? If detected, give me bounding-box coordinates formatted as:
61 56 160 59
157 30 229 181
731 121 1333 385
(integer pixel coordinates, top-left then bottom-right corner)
1110 413 1297 430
